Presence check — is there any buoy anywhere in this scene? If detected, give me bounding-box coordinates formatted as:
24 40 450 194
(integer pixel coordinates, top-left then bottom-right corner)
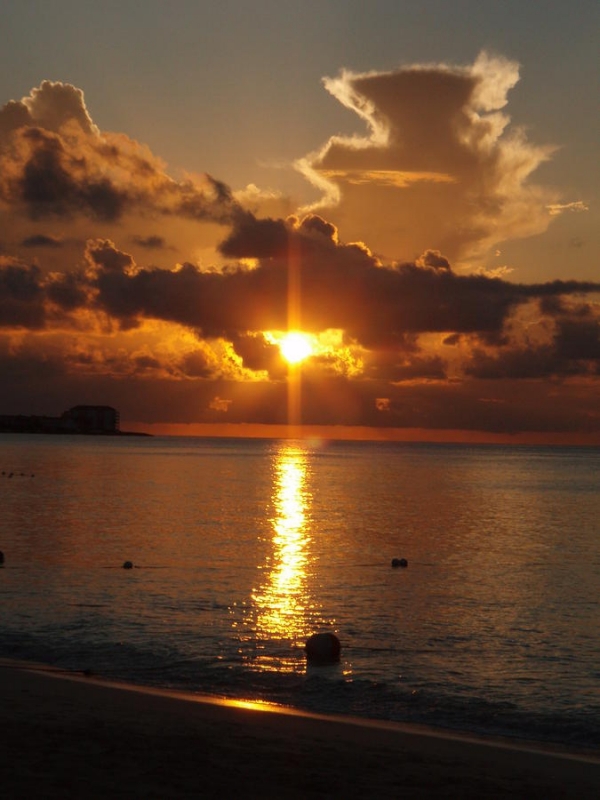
391 558 408 568
0 551 4 565
122 561 133 569
305 632 341 665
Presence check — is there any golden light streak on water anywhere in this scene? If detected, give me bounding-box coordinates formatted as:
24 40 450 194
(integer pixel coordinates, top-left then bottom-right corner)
248 444 317 671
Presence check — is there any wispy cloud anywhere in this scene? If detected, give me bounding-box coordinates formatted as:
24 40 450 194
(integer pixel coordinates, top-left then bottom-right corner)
547 201 589 216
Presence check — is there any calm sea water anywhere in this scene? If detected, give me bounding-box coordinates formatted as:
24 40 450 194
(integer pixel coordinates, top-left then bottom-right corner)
1 434 599 751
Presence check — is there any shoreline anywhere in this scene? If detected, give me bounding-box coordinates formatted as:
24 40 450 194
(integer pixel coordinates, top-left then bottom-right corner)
2 659 599 798
3 658 599 764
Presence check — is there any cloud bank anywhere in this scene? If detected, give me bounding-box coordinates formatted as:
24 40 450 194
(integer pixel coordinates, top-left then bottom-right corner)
0 60 598 439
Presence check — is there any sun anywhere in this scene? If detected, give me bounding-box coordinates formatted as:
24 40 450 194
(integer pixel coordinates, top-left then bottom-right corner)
279 331 313 364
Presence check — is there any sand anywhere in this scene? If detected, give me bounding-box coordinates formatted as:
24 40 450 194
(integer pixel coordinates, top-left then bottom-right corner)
1 660 599 799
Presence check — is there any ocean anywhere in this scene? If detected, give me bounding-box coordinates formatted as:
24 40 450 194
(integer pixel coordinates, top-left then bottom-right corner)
1 433 599 752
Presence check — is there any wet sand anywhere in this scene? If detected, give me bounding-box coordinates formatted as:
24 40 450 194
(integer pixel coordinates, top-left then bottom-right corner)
1 660 599 799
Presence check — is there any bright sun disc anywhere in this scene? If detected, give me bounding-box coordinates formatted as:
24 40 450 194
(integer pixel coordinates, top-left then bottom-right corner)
280 332 313 364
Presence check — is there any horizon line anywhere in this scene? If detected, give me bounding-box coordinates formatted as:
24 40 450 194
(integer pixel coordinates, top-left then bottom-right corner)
119 421 600 447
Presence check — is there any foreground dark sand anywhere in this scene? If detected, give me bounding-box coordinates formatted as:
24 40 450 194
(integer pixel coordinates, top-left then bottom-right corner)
1 661 599 799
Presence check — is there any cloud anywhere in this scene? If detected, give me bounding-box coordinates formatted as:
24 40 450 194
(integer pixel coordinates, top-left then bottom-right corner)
21 80 97 136
20 234 64 248
0 257 46 328
0 73 599 437
209 396 232 412
131 235 168 250
464 302 600 379
0 81 244 227
0 80 96 139
547 201 589 216
297 52 559 265
219 213 293 259
230 333 286 378
3 224 600 359
3 223 599 427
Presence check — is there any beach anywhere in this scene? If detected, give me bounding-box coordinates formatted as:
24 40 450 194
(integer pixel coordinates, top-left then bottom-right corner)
1 661 599 799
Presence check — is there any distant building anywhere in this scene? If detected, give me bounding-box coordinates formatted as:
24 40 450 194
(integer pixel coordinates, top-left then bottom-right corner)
0 405 120 434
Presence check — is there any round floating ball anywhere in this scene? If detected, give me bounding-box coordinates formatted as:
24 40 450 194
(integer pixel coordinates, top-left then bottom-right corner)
0 551 4 565
391 558 408 568
305 632 341 665
122 560 133 570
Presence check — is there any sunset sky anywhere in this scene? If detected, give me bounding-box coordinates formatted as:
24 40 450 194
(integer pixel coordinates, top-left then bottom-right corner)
1 1 599 442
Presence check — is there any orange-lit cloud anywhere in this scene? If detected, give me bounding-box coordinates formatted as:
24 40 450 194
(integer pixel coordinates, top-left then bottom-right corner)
547 201 589 216
297 52 577 266
0 80 244 277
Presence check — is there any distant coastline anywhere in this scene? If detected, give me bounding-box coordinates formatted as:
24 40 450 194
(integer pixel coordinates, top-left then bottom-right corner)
0 428 151 437
0 405 151 437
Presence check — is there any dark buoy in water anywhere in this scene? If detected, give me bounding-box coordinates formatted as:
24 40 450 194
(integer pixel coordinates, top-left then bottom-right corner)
0 551 4 565
122 560 133 570
305 632 341 665
391 558 408 568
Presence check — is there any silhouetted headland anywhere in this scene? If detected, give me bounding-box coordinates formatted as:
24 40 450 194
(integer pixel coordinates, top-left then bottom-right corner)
0 405 150 437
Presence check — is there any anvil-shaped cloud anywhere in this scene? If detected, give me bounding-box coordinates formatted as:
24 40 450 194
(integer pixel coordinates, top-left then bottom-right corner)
297 53 571 266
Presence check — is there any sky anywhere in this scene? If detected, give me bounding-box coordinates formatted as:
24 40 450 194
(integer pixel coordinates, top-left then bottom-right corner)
0 0 599 442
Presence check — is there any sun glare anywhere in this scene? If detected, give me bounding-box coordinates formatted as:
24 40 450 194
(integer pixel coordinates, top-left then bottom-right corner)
279 332 313 364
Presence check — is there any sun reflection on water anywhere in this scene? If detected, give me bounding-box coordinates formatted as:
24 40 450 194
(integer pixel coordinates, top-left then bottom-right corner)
243 443 323 672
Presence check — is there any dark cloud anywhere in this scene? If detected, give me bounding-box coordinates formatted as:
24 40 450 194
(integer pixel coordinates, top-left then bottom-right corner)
16 128 127 221
465 345 564 380
131 235 167 250
219 213 293 259
45 270 89 312
177 350 216 379
3 228 600 364
86 239 135 273
465 307 600 380
230 333 286 378
132 353 163 372
539 296 567 317
90 232 511 339
0 259 46 328
219 214 600 348
364 351 447 382
555 317 600 362
442 333 461 346
416 249 452 271
21 234 64 248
